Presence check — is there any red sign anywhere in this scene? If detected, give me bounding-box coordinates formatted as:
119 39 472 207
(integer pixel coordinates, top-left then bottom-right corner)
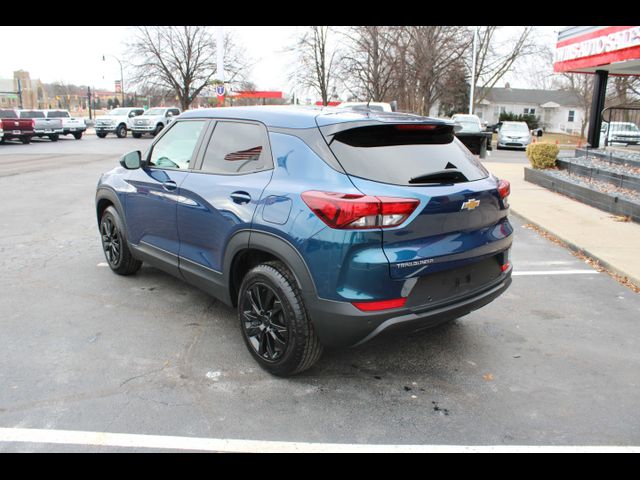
554 26 640 73
115 80 122 93
231 91 283 99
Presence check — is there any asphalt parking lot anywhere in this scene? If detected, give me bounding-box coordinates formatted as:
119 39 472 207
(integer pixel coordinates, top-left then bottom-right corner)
1 136 639 451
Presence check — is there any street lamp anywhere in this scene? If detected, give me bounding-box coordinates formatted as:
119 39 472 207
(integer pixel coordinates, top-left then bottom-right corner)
102 54 125 107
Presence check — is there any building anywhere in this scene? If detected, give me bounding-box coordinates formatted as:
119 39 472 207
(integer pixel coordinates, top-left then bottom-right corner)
474 84 585 135
554 25 640 147
0 70 50 109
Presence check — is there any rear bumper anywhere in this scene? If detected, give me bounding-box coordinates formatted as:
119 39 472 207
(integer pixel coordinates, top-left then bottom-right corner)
34 129 64 135
307 269 512 348
2 131 34 139
63 127 86 134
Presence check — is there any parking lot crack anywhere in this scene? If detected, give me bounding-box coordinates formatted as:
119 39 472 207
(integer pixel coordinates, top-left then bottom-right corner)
119 364 169 388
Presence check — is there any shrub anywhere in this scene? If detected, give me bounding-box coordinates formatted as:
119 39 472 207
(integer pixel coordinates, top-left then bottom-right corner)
526 143 559 169
499 112 540 129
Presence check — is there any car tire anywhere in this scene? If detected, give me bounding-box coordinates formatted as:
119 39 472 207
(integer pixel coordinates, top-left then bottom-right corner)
73 132 83 140
99 206 142 276
21 137 30 144
238 261 323 376
496 144 502 150
132 132 142 139
97 133 107 138
49 134 59 142
116 124 127 138
153 124 164 137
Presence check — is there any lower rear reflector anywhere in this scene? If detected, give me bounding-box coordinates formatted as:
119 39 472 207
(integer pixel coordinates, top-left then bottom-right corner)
352 298 407 312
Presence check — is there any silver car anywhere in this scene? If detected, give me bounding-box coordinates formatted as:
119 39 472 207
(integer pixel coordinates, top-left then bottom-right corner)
496 121 532 150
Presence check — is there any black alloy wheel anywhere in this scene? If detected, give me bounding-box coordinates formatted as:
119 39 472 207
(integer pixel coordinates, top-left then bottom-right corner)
99 207 142 275
101 216 122 267
241 282 289 362
237 262 323 376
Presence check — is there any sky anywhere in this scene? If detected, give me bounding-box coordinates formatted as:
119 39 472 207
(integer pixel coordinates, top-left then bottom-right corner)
0 26 562 97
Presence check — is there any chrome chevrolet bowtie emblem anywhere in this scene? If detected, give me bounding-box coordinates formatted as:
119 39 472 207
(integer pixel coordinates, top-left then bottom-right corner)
461 199 480 211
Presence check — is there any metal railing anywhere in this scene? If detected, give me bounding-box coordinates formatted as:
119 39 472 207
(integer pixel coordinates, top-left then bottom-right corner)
601 105 640 148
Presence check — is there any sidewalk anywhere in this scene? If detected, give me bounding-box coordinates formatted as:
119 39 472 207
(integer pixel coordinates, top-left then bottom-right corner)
486 161 640 286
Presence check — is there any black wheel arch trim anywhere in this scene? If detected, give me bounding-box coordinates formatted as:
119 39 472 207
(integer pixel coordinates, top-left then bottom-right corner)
95 187 130 242
223 229 318 304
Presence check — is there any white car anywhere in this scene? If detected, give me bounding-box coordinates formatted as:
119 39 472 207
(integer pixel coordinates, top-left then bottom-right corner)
131 107 181 138
496 121 532 150
600 121 640 146
94 107 145 138
44 110 87 140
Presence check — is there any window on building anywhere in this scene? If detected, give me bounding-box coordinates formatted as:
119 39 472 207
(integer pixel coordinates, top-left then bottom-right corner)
524 108 536 115
568 110 575 122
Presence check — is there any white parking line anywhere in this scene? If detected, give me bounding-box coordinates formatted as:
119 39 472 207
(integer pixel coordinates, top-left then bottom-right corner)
0 427 637 452
512 270 597 276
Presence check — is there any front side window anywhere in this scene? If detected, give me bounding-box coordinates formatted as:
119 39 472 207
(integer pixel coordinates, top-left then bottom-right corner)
200 121 270 175
148 120 205 170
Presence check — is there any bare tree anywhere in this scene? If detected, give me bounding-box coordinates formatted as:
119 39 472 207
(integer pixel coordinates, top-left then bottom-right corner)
340 26 401 102
126 26 250 111
560 73 593 138
404 26 471 115
290 26 340 106
470 26 540 108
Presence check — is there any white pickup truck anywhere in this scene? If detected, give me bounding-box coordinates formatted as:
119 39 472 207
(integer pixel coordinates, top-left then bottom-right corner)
131 107 181 138
44 110 87 140
94 107 145 138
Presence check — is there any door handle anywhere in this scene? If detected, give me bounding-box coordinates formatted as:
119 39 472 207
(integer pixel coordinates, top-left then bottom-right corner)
162 180 178 191
230 191 251 204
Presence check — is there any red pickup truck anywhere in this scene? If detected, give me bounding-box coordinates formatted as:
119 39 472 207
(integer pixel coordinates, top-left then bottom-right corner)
0 109 35 144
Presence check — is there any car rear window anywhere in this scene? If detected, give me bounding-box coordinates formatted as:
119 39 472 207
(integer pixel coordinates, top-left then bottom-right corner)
0 110 18 119
20 111 45 118
47 111 70 118
325 124 489 185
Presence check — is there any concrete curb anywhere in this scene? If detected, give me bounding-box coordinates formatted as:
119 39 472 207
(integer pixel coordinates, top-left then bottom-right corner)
509 210 640 287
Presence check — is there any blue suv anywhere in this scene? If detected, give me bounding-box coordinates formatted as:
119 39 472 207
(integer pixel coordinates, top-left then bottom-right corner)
95 106 513 376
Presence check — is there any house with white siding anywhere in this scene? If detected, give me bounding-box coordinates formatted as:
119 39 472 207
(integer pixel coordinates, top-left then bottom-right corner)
474 84 586 135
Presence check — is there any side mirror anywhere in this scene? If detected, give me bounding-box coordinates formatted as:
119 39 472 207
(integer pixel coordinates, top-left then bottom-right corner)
120 150 142 169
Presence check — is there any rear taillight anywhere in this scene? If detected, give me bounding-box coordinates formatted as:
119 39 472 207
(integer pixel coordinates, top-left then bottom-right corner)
30 119 35 129
497 179 510 199
352 298 407 312
301 191 419 229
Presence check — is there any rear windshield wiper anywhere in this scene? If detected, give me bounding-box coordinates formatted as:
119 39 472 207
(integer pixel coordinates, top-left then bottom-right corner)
409 169 469 184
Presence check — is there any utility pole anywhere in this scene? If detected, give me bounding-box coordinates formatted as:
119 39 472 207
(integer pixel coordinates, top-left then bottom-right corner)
217 26 225 106
17 79 23 109
88 86 93 120
469 26 478 115
103 54 124 107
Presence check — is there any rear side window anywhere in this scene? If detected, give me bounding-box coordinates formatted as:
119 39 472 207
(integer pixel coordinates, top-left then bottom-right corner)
326 124 489 185
200 121 271 175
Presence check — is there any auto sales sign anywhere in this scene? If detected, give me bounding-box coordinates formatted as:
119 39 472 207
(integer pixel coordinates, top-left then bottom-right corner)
554 26 640 73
